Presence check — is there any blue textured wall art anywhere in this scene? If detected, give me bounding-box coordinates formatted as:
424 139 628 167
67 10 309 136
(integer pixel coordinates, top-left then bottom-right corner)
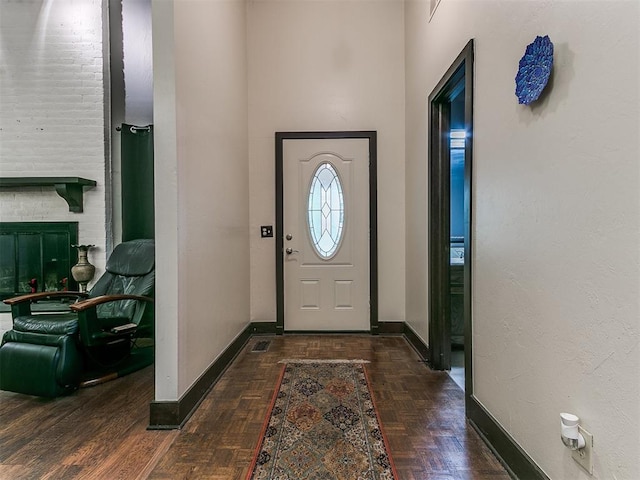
515 35 554 105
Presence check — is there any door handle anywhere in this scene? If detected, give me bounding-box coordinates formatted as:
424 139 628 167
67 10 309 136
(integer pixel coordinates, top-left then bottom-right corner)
286 248 299 255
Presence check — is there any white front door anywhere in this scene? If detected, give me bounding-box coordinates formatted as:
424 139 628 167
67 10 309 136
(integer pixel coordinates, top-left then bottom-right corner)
283 138 370 331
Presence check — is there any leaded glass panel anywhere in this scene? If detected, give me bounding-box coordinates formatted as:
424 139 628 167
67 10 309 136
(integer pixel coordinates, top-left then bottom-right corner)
307 162 344 259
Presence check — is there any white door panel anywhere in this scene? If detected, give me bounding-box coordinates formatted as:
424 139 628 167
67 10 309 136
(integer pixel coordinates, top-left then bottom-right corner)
283 138 369 331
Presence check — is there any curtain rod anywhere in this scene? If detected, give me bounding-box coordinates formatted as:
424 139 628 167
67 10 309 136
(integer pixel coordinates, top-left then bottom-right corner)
115 124 152 133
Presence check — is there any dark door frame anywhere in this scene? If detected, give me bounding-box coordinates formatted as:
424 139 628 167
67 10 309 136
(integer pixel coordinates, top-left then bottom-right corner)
428 40 474 395
275 131 378 334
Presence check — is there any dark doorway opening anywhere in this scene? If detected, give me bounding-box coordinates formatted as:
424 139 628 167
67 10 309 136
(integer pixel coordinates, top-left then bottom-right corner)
428 40 474 397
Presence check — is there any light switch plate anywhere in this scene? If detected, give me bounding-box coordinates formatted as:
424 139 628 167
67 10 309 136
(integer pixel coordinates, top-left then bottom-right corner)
572 426 593 475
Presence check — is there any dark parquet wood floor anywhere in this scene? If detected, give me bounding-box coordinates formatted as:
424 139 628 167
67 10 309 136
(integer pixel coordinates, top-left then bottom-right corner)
0 335 511 479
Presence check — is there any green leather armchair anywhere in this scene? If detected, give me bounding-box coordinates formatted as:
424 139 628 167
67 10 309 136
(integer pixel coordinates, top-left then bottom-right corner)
0 239 155 397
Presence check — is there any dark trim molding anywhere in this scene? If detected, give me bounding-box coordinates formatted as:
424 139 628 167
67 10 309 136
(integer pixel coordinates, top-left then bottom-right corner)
378 321 405 334
148 323 254 429
275 131 378 334
248 322 278 334
467 396 549 480
403 323 430 361
284 330 370 335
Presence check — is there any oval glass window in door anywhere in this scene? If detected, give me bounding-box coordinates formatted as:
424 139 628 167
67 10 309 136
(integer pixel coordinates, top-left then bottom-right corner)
307 162 345 259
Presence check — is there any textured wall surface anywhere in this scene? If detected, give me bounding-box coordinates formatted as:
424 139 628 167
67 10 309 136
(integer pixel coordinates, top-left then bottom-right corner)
153 0 250 400
405 0 640 478
247 0 406 324
0 0 108 275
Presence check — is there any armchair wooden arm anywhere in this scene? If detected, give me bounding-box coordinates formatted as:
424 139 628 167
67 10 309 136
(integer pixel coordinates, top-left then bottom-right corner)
3 291 88 305
71 294 153 347
4 291 89 317
69 294 153 312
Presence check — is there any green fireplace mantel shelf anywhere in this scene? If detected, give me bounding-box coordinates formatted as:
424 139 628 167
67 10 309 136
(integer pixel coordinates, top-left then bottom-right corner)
0 177 97 213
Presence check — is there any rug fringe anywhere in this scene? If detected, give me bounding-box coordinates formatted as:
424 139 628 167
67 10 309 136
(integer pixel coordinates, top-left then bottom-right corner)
278 359 370 364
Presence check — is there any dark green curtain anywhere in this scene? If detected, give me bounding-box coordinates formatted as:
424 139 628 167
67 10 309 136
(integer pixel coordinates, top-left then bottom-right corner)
121 124 154 241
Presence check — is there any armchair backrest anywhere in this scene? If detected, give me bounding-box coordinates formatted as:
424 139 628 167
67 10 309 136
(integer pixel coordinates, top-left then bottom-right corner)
90 239 155 325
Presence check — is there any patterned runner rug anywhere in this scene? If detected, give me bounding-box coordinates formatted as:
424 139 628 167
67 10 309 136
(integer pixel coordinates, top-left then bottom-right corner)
246 360 398 480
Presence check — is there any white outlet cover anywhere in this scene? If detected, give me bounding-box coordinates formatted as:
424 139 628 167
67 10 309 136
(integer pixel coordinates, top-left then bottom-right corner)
572 426 593 475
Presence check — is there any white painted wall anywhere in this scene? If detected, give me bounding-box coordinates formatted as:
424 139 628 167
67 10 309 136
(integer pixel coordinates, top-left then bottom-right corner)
152 0 250 400
404 0 430 344
123 0 153 125
248 0 406 324
405 1 640 478
0 0 108 277
151 0 179 401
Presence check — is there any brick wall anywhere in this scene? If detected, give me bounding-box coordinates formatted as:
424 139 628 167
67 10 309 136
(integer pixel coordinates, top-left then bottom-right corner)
0 0 108 274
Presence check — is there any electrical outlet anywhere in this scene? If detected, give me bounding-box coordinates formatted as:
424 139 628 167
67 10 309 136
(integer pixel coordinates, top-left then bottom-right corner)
572 426 593 475
260 225 273 238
